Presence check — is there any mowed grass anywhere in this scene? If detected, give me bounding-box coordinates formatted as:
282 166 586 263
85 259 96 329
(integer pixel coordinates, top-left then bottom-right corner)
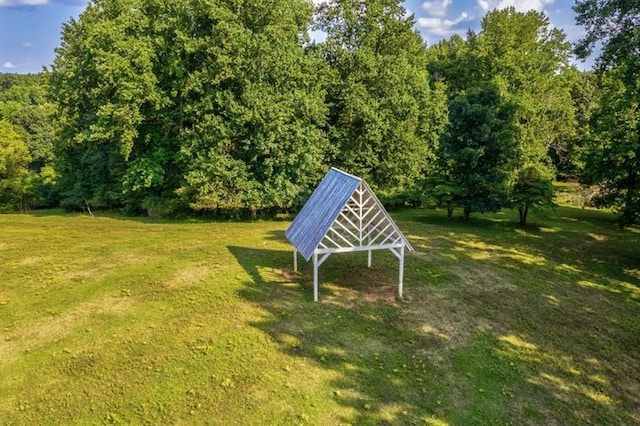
0 202 638 424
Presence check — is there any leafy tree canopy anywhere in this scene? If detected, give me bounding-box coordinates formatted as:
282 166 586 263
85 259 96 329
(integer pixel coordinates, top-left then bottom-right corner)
0 119 34 211
434 83 517 220
511 163 555 225
316 0 448 194
50 0 330 214
580 69 639 225
575 0 640 225
425 8 573 220
0 73 55 171
574 0 640 73
472 7 574 167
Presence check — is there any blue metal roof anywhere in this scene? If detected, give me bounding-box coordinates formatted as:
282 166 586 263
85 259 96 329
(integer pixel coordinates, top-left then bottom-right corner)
286 168 361 261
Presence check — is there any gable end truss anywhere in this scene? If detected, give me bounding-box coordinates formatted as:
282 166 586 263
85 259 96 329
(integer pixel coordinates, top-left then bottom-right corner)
293 181 413 301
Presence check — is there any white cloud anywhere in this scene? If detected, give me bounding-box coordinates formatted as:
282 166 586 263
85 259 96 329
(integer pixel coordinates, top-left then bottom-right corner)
477 0 554 13
422 0 452 18
417 0 472 38
3 61 16 69
22 41 32 48
0 0 48 6
0 0 87 6
417 12 470 36
562 23 586 43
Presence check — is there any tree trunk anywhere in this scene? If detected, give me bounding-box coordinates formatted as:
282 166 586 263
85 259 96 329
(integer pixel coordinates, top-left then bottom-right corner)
447 207 454 219
519 206 528 226
463 206 471 220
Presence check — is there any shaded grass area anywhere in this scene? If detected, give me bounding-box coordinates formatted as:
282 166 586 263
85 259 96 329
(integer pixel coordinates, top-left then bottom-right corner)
0 205 638 424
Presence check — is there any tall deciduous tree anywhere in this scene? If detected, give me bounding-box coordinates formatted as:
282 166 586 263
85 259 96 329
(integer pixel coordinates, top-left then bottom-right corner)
580 71 639 225
316 0 447 194
50 0 329 214
176 0 329 212
427 8 574 223
574 0 640 225
473 8 573 211
551 69 597 179
50 0 163 210
426 34 478 98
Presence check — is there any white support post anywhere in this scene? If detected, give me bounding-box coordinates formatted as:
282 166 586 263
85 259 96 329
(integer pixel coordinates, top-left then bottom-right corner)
367 250 372 268
293 249 298 272
313 252 319 302
398 245 405 298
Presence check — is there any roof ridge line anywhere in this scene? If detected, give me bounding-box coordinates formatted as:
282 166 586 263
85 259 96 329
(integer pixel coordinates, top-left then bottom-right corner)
329 167 362 182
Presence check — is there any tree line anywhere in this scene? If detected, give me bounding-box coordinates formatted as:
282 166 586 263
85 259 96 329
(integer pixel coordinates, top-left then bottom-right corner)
0 73 57 211
0 0 637 225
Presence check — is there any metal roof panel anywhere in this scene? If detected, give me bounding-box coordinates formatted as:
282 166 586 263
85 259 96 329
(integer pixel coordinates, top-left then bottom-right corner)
285 168 361 260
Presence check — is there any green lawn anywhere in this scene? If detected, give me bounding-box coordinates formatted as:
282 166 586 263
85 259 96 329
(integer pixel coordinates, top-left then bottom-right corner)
1 203 638 424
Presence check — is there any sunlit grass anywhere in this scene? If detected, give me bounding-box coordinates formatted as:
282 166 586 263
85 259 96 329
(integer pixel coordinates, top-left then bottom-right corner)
0 203 638 424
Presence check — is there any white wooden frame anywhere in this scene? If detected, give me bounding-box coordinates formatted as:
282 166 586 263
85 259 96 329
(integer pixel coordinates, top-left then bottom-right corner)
293 182 409 301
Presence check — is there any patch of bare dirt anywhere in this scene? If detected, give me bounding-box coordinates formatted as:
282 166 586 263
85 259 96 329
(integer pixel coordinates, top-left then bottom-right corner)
165 263 214 290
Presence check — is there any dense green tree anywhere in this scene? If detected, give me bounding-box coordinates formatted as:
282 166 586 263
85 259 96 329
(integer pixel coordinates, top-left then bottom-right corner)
176 0 329 212
550 69 597 178
473 8 573 168
0 120 34 211
574 0 639 225
434 84 517 220
511 163 555 225
426 8 574 221
426 34 478 97
316 0 447 194
51 0 174 210
0 73 55 172
0 74 57 208
430 8 575 160
574 0 639 74
580 70 639 225
50 0 329 214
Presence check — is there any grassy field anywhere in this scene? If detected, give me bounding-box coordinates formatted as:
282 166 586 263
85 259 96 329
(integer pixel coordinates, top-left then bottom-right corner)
1 201 639 424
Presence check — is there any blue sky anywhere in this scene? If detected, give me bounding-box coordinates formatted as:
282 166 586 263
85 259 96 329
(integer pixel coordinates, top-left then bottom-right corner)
0 0 87 74
405 0 584 44
0 0 592 74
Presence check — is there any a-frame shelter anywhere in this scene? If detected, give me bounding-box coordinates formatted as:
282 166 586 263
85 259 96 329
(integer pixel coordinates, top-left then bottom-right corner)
285 167 414 301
